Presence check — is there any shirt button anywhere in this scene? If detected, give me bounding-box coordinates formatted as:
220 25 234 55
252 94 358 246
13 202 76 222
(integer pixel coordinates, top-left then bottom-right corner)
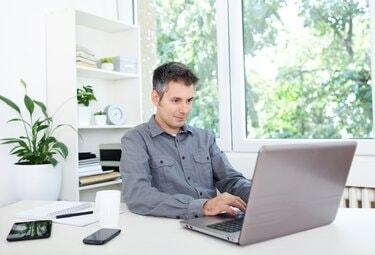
206 156 209 160
182 156 185 160
194 215 199 218
160 160 163 164
176 216 180 219
187 176 190 180
199 192 202 196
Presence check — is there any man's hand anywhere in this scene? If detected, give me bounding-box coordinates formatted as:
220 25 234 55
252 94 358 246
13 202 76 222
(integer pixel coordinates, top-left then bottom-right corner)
203 192 246 216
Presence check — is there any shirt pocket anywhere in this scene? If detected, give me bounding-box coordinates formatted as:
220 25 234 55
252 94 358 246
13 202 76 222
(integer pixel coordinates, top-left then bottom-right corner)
193 151 213 187
149 155 176 192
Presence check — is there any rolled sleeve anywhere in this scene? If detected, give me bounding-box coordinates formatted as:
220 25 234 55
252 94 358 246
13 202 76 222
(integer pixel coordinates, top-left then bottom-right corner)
187 199 208 218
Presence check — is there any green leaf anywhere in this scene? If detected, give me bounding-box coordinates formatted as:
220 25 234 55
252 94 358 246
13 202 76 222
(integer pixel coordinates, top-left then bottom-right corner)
1 138 16 141
20 79 27 90
53 142 68 158
34 100 48 118
24 95 34 115
55 149 66 159
0 95 20 113
11 148 27 156
31 119 42 136
36 125 49 132
1 139 21 144
9 146 22 154
40 117 52 126
49 158 58 167
13 138 28 148
53 124 77 134
7 118 31 127
44 136 57 145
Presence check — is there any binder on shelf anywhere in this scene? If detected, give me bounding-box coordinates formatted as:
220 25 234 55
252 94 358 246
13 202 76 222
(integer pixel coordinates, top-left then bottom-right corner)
99 143 121 171
79 152 96 160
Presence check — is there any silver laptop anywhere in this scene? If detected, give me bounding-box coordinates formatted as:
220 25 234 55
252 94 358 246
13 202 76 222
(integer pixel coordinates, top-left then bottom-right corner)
181 142 357 245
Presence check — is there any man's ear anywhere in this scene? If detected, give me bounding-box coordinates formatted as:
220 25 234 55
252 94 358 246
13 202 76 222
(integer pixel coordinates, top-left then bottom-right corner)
151 90 160 106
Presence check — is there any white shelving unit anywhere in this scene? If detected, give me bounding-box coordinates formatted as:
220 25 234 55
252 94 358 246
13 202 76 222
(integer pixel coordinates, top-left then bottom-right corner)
46 9 142 201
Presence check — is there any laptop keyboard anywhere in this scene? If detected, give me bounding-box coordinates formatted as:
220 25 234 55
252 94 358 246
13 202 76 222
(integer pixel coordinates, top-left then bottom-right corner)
206 218 244 233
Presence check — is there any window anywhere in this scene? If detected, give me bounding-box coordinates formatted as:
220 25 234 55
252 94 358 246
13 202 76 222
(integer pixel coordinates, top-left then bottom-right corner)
243 0 372 139
154 0 221 137
149 0 374 154
229 0 374 154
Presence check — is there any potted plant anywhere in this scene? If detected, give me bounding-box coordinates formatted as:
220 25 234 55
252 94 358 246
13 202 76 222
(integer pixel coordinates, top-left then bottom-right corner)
77 85 96 125
100 57 114 71
0 80 70 200
93 111 107 125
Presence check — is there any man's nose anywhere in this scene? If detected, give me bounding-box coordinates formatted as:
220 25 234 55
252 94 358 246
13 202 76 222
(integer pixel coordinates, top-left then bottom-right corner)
179 102 190 113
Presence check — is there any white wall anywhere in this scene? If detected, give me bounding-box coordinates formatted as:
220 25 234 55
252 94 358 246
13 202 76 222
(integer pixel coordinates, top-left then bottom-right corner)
0 0 118 207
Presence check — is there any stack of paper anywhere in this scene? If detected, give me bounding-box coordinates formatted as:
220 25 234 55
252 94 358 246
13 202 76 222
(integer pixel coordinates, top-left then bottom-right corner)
76 44 97 68
16 201 96 227
16 201 128 227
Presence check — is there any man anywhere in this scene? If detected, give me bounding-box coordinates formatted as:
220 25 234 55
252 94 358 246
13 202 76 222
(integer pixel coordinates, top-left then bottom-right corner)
120 62 251 219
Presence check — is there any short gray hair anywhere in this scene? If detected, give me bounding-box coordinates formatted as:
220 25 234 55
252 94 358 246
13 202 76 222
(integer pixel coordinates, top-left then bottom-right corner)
152 62 199 98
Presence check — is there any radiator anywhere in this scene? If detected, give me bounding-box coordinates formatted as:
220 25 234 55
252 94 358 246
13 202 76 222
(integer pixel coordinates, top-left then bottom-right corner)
340 187 375 208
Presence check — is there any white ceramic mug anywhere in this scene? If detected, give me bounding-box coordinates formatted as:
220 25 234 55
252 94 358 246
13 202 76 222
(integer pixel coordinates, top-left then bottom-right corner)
95 190 120 228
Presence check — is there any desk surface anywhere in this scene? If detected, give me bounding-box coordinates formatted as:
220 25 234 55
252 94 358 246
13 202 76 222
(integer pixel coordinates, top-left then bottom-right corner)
0 200 373 255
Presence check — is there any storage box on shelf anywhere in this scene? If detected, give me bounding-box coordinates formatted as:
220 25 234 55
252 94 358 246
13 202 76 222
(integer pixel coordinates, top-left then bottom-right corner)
46 9 142 201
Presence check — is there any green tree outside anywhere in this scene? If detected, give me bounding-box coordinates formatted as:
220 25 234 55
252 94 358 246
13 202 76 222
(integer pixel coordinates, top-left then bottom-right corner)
154 0 373 139
154 0 219 136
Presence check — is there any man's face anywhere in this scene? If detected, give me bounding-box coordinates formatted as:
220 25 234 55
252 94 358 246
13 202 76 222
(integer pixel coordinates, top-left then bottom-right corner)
152 80 195 133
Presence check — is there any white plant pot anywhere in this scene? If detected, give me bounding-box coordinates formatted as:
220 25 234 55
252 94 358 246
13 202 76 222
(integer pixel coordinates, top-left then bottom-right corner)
101 63 114 71
78 106 91 125
14 163 62 201
95 115 107 125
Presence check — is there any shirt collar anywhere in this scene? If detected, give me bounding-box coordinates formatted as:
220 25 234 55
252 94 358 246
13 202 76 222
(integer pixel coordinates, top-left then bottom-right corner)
148 115 193 138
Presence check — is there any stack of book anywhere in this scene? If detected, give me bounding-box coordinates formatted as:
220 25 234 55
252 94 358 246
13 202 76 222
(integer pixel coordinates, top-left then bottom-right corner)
78 157 103 177
78 152 121 187
76 44 97 68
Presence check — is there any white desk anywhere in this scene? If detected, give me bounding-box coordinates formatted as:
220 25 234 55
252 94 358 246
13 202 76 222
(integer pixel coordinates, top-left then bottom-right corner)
0 200 373 255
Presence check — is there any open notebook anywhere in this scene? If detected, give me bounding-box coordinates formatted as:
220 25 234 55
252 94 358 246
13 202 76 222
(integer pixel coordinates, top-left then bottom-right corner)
16 201 105 227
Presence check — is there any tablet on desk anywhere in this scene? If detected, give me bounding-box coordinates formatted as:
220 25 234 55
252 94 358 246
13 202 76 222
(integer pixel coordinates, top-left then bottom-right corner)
6 220 52 242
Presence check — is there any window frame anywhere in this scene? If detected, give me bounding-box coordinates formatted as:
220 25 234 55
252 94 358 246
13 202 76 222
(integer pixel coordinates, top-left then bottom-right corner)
215 0 232 151
226 0 375 155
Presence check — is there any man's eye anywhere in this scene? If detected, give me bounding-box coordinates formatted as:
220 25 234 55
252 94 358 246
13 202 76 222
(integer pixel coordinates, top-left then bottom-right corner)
172 99 179 103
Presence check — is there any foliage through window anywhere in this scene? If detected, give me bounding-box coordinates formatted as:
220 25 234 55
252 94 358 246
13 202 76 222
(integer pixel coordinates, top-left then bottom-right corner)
154 0 219 136
243 0 373 139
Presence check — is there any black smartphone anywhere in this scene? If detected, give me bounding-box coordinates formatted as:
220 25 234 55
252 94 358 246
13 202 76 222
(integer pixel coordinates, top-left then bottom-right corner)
6 220 52 242
83 228 121 245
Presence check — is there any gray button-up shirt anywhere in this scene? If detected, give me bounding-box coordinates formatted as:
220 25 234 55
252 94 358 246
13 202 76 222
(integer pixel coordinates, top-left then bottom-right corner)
120 115 251 219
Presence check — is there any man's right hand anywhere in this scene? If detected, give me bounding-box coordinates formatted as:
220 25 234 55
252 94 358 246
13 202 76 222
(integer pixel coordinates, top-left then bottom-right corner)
203 192 246 217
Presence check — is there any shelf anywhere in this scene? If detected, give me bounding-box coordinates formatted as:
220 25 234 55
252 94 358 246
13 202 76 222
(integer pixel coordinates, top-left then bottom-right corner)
76 10 137 33
77 66 139 80
46 8 142 201
79 179 122 191
78 124 135 129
